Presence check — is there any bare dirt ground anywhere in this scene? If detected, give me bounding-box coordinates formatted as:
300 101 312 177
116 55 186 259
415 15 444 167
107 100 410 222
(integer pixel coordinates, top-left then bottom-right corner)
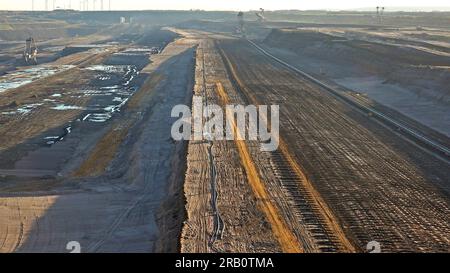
1 10 449 253
217 38 450 252
181 35 282 253
181 32 354 253
180 28 449 252
0 29 194 252
262 27 450 137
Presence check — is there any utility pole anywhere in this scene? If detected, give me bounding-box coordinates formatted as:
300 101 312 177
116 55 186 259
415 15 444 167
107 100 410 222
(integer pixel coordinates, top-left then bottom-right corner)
376 6 379 24
32 0 35 11
376 6 386 25
237 11 244 35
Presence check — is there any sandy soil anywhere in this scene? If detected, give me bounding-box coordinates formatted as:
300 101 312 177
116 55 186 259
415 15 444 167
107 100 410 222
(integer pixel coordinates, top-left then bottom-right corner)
262 28 450 137
217 38 450 252
181 37 282 253
0 31 195 253
1 15 449 253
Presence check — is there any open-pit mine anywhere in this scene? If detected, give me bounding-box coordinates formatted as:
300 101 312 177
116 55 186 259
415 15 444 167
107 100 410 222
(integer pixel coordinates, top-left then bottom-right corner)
0 8 449 253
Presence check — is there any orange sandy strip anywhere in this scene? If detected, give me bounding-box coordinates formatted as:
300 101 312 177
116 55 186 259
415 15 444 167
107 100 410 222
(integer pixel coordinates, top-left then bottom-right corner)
278 139 356 252
219 48 356 252
216 81 303 253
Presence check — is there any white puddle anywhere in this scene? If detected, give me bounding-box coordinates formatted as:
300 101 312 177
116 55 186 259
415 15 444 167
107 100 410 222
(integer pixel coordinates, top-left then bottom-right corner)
70 64 138 123
78 88 129 97
44 136 60 145
51 104 84 111
81 96 130 123
2 103 43 115
117 47 160 55
43 126 72 146
101 85 121 90
45 136 60 139
3 64 140 146
0 65 74 93
87 113 112 123
85 65 131 73
98 76 111 81
114 50 157 57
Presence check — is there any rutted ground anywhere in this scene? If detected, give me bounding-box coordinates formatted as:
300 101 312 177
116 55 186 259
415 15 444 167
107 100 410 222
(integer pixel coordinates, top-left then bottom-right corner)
218 38 450 252
180 29 450 253
1 17 449 253
181 37 282 253
262 28 450 137
0 31 195 253
181 32 353 253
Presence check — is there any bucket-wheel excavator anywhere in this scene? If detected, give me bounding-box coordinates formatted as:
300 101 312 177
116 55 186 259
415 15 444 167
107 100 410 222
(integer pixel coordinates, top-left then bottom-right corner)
23 37 38 65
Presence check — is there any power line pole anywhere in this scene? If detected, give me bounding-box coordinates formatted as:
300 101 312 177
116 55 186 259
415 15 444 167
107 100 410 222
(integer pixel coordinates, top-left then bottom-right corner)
380 7 385 25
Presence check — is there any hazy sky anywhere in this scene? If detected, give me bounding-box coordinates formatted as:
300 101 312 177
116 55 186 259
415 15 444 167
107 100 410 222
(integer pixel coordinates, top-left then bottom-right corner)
2 0 450 11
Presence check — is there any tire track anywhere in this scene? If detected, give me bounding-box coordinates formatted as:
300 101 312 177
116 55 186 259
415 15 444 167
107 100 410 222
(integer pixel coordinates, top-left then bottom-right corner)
216 81 303 253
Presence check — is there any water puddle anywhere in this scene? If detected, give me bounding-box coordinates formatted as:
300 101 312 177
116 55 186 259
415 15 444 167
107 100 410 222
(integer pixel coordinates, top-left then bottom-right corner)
85 65 131 73
74 64 138 123
0 65 74 93
114 47 160 57
41 64 140 145
1 61 142 146
51 104 85 111
84 113 112 123
43 125 72 146
2 103 43 115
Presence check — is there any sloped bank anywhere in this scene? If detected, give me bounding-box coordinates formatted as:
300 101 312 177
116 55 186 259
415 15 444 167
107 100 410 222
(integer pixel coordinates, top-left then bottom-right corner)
262 28 450 137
